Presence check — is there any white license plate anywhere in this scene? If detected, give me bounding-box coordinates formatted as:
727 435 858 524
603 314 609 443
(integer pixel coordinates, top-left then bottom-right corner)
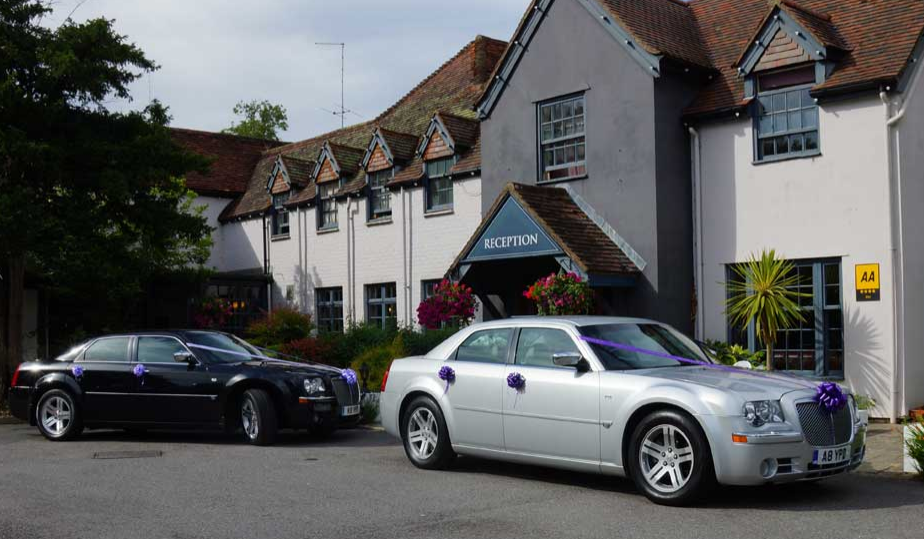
341 405 360 416
812 444 851 465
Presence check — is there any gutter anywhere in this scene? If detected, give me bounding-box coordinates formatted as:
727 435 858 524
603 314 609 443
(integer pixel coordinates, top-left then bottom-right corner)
879 65 921 422
688 126 705 340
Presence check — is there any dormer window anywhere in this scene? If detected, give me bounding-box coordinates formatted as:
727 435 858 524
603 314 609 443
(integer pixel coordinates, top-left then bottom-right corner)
271 192 290 237
755 67 819 162
368 169 393 221
317 181 339 231
425 156 455 212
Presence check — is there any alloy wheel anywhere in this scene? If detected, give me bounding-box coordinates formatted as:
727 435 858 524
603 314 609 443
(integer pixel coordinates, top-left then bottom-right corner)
241 397 259 440
639 424 695 494
40 396 72 437
407 407 438 460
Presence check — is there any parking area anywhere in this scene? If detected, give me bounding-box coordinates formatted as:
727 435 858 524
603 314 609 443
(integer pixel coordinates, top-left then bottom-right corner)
0 423 921 539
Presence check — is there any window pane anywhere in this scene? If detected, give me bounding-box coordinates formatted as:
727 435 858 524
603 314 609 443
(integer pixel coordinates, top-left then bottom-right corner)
574 116 585 134
776 135 790 154
804 131 818 150
788 111 802 130
541 106 552 123
138 337 187 364
801 89 813 108
562 100 573 118
772 93 786 112
544 149 554 167
787 90 801 110
759 115 773 135
789 134 803 152
762 138 776 157
541 124 552 141
774 113 787 133
574 97 584 116
802 107 817 129
553 121 563 139
576 143 585 160
552 103 561 120
515 328 580 368
455 329 512 364
84 337 131 362
758 95 772 115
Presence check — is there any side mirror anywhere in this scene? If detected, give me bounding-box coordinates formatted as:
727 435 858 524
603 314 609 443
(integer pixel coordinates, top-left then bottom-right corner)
174 351 197 364
552 352 586 370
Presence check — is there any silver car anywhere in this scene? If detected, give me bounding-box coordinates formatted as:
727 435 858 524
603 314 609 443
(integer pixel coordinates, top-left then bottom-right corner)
380 317 866 505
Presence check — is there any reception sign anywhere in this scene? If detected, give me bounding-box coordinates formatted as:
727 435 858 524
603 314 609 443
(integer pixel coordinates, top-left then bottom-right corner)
463 197 561 262
855 263 880 302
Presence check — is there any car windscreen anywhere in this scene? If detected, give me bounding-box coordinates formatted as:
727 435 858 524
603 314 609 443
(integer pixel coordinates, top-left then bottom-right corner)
579 323 711 370
184 332 262 363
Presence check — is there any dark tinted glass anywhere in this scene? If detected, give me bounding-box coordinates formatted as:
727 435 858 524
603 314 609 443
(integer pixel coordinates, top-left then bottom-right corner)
184 332 261 363
137 337 187 364
83 337 131 362
580 324 706 370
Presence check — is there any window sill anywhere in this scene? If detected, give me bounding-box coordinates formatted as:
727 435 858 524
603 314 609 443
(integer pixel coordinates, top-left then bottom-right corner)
752 150 821 165
366 217 393 227
271 234 290 242
537 174 589 186
316 226 339 235
424 207 454 218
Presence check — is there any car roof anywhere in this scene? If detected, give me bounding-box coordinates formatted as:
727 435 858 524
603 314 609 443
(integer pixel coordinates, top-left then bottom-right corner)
469 316 662 329
85 329 228 340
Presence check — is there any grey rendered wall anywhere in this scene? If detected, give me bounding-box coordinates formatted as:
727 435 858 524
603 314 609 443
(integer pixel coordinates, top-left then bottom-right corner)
480 0 694 330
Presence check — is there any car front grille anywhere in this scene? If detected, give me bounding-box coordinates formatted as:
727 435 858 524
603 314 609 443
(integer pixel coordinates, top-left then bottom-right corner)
330 377 360 406
796 402 852 446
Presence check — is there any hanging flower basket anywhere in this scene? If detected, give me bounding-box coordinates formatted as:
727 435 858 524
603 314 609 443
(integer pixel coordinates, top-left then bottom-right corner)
193 297 234 329
523 272 594 316
417 280 476 330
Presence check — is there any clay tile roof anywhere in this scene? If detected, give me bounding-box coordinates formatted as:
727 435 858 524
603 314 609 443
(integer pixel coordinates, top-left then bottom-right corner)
170 128 285 197
436 112 479 149
377 128 419 163
229 35 505 217
326 143 366 177
599 0 713 69
279 155 314 186
390 160 425 186
780 0 849 51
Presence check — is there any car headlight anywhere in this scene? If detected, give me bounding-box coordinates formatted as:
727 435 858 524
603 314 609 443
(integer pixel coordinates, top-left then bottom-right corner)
743 400 784 427
848 394 860 424
304 377 326 396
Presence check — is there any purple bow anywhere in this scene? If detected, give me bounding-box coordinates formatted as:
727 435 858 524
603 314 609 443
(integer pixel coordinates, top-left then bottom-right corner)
507 372 526 391
814 382 848 413
341 368 358 386
132 364 147 386
438 366 455 393
71 365 84 379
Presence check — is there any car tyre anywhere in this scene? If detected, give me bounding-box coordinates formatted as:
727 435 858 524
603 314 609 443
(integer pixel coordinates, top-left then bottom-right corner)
400 395 455 470
35 389 84 442
627 409 715 506
240 389 277 446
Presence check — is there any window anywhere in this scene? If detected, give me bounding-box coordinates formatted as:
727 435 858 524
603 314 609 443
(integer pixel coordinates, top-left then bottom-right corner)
421 279 441 302
316 287 344 333
366 283 397 329
726 259 843 375
318 182 338 230
455 329 512 364
539 94 586 182
83 337 131 362
425 157 455 211
137 336 188 364
515 328 581 368
755 68 819 161
271 192 290 237
368 169 393 220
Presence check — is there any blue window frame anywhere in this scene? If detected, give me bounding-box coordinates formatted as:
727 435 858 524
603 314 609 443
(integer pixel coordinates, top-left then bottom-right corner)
368 169 393 221
366 283 397 329
425 157 455 212
726 259 843 377
316 287 343 333
271 192 290 237
317 181 339 231
754 67 820 162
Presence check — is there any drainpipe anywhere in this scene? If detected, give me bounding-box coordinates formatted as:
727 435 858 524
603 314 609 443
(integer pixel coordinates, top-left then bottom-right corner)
688 126 705 340
881 70 922 422
346 197 354 323
262 214 272 313
401 186 409 325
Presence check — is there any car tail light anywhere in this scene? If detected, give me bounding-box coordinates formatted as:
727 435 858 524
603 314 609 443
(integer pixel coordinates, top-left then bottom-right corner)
380 362 392 393
10 364 21 388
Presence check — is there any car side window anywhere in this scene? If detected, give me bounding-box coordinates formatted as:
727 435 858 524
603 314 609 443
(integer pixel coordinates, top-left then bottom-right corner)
455 329 512 364
137 337 188 364
83 337 131 362
515 328 581 368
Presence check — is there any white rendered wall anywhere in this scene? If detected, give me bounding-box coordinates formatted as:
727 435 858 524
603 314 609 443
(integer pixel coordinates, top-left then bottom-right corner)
219 218 266 274
698 95 895 417
193 196 231 270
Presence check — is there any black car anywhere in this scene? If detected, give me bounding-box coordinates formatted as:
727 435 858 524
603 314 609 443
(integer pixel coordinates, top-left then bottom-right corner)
8 330 361 445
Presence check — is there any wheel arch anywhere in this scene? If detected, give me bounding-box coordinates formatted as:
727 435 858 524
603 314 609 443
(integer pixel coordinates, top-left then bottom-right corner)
223 377 289 428
397 389 446 438
30 374 82 426
620 401 716 476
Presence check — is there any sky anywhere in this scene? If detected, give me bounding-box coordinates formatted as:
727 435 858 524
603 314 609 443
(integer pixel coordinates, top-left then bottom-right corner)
46 0 526 141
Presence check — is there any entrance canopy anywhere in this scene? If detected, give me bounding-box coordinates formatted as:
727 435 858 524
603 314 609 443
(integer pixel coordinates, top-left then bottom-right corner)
449 183 644 316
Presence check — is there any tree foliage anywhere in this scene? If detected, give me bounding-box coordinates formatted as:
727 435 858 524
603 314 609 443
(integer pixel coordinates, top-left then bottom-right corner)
724 249 807 371
222 99 288 141
0 0 214 391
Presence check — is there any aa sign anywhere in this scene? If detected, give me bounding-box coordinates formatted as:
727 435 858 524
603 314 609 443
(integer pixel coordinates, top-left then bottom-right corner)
855 263 880 302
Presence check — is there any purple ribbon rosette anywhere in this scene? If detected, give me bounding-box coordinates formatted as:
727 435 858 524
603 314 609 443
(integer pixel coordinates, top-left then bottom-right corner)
438 366 455 393
341 368 358 386
133 364 147 385
70 365 84 379
507 372 526 392
814 382 848 414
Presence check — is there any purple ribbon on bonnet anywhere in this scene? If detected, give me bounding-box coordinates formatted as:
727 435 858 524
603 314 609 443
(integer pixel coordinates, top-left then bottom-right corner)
341 368 358 386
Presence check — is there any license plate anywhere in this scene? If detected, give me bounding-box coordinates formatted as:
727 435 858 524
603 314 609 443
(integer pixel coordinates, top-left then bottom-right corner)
812 444 851 465
341 405 360 416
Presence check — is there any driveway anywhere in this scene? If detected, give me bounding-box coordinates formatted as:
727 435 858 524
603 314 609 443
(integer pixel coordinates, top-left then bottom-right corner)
0 423 921 539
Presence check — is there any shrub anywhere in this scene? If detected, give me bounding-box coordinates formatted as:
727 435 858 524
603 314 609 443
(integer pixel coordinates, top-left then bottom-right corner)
246 307 313 348
281 337 334 365
523 272 593 315
400 326 460 357
325 323 396 368
350 335 407 391
704 340 765 367
360 397 380 425
417 279 476 330
905 419 924 477
854 394 877 411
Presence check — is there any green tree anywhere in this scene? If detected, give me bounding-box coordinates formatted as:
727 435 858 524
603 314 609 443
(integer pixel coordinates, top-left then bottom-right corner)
0 0 213 400
724 249 807 371
222 99 288 141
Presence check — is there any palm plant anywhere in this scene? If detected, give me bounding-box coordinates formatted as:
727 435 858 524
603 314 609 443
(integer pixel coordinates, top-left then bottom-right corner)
725 250 808 371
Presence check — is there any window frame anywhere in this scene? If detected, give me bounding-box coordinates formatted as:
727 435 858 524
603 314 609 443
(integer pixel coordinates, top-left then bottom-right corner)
424 156 456 212
537 92 587 184
752 71 821 163
513 327 582 370
365 282 397 329
315 287 344 333
135 335 197 364
452 328 515 365
271 192 291 238
316 181 339 231
367 168 393 221
79 336 134 363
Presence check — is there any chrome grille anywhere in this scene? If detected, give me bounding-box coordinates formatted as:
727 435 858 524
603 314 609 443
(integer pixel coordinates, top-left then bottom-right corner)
796 402 852 446
330 377 360 406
